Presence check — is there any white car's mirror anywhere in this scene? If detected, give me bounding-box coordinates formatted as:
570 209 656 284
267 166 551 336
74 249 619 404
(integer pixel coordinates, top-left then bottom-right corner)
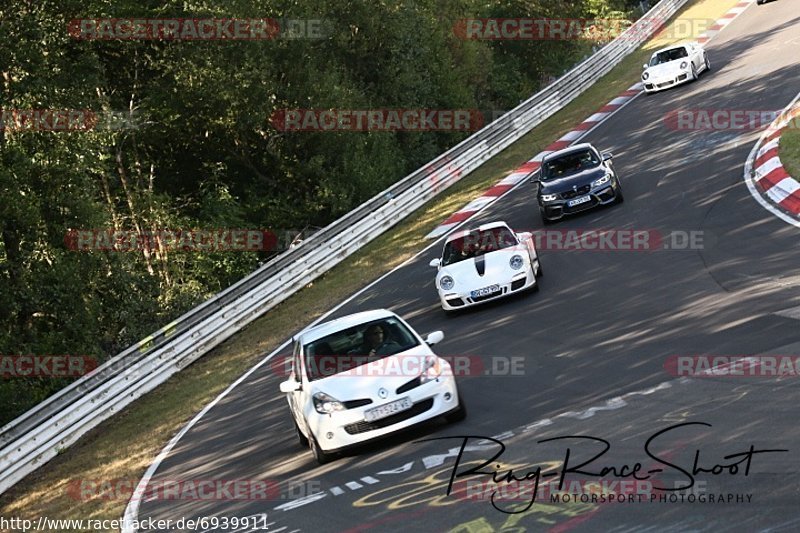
642 63 649 70
602 152 613 161
279 379 301 393
517 231 532 241
429 258 441 268
425 331 445 346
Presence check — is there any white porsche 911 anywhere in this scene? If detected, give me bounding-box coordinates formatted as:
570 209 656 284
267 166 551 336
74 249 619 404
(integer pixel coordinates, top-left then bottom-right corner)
279 309 464 464
641 41 710 93
429 221 542 312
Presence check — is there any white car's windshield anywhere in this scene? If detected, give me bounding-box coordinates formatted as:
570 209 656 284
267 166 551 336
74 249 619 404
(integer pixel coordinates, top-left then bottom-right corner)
541 149 601 181
650 47 688 66
442 227 518 266
303 318 420 380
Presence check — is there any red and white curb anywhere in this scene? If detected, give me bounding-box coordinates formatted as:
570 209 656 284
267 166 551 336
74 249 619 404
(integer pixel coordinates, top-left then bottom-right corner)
744 93 800 227
425 0 755 240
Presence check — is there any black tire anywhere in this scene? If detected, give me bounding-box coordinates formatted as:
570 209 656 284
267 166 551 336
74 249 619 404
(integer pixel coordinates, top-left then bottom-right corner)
309 433 332 465
540 209 554 225
704 53 711 72
616 187 625 204
536 260 543 278
691 63 698 81
294 420 309 447
445 395 467 423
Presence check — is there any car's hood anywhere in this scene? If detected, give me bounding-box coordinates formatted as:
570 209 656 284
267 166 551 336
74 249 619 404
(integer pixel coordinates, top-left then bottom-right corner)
438 246 526 289
310 345 437 401
539 167 607 195
644 62 683 78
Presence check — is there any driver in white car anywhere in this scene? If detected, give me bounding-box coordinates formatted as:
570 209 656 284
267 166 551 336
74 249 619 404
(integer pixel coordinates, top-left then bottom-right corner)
355 323 402 358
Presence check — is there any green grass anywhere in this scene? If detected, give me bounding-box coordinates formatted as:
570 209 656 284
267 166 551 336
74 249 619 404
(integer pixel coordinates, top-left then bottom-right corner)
779 120 800 179
0 0 742 528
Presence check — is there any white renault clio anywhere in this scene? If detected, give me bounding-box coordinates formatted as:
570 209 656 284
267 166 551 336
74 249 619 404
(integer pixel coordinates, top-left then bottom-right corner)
279 309 464 464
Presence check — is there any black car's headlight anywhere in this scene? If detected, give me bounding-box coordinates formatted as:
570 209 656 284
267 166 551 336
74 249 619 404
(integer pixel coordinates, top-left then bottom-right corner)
440 275 455 291
541 193 558 202
509 255 524 270
642 71 650 80
592 174 611 188
313 391 345 414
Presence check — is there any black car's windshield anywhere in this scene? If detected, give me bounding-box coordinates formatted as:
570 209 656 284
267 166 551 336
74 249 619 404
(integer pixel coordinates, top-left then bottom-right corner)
303 317 420 381
649 47 688 66
441 227 518 266
541 149 600 181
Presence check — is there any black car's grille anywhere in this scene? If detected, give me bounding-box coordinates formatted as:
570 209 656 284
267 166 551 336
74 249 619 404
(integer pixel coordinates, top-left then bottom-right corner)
560 185 591 199
343 398 373 409
396 377 421 395
344 399 434 434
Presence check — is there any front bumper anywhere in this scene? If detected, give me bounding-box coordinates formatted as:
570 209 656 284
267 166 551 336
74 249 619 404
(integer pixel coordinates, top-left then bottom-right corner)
643 72 690 93
539 181 621 221
305 375 459 452
437 265 538 311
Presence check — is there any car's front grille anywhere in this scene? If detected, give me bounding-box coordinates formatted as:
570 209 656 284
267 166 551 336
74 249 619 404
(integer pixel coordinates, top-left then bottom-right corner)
344 398 434 434
560 185 591 199
343 398 373 409
446 297 465 307
396 377 421 395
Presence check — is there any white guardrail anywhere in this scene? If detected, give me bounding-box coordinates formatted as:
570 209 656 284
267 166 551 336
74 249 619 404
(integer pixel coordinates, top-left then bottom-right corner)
0 0 688 495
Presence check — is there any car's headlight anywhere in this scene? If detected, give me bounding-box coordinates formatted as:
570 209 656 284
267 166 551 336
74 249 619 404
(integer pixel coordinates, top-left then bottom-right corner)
541 193 558 202
642 71 649 80
680 61 688 70
592 174 611 188
509 254 524 270
419 356 442 385
313 391 345 414
440 275 455 291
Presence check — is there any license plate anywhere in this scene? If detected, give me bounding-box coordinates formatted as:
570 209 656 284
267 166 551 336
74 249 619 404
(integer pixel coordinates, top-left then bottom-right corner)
364 397 413 422
471 284 501 298
568 195 591 207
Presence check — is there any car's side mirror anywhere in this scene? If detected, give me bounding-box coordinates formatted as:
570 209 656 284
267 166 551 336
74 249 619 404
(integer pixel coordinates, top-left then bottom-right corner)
529 169 542 184
429 258 441 268
424 331 445 346
642 63 649 70
517 231 532 242
279 379 301 393
602 152 613 162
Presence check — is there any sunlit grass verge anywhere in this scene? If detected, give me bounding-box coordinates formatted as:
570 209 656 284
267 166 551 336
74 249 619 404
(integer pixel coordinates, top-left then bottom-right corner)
779 123 800 179
0 0 742 529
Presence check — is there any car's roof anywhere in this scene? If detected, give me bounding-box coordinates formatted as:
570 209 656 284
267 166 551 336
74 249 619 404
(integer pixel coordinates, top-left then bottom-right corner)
296 309 398 344
541 142 597 164
445 220 512 243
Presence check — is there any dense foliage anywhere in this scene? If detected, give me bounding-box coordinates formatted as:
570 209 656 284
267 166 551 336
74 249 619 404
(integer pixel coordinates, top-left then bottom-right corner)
0 0 642 423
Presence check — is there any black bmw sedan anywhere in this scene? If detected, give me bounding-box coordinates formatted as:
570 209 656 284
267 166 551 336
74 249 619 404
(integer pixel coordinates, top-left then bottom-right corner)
533 143 624 223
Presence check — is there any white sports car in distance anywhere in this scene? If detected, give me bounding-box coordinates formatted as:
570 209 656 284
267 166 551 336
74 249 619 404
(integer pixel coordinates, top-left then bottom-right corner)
279 309 464 464
641 41 710 93
430 221 542 312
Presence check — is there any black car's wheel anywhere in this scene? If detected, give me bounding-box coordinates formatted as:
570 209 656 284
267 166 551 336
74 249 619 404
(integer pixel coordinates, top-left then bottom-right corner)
294 420 309 447
309 433 332 465
616 186 625 204
540 209 554 225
